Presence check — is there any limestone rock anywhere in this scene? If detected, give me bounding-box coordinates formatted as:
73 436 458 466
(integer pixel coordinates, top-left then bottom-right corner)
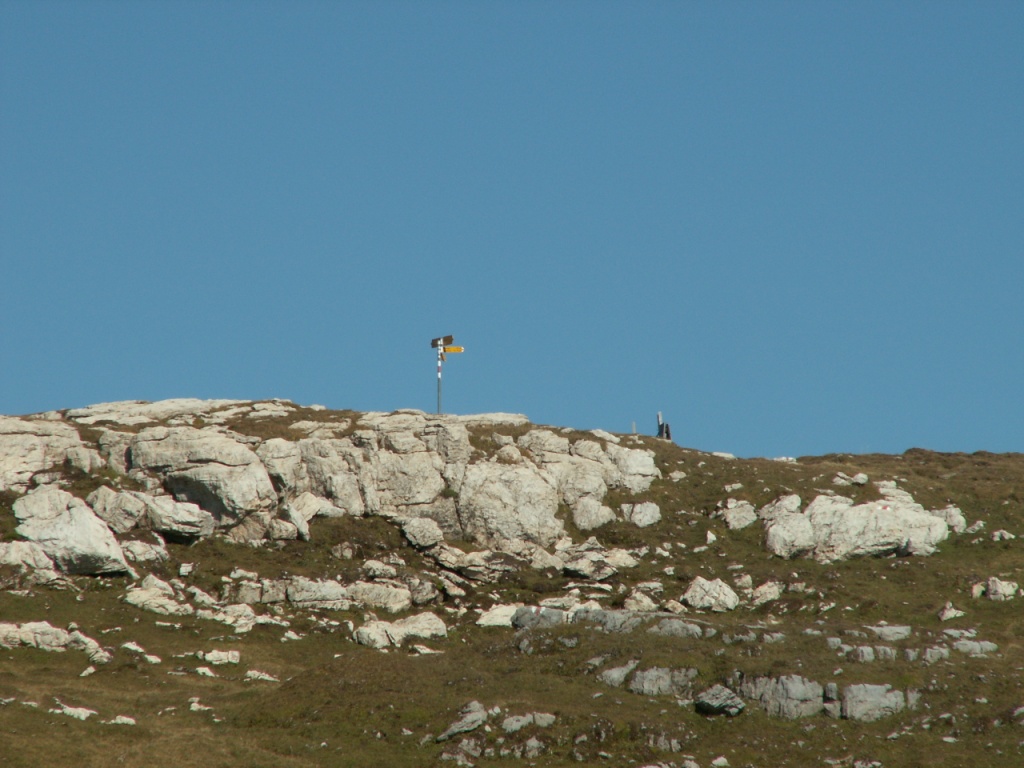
572 497 616 531
598 659 639 688
142 494 216 539
764 512 816 559
13 488 129 575
476 604 524 627
629 667 698 697
284 491 348 522
750 581 785 607
841 684 905 721
344 581 413 613
129 427 276 523
604 443 661 493
622 501 662 528
758 494 802 521
938 601 965 621
0 621 111 664
285 576 351 610
401 517 445 549
66 398 242 426
984 576 1019 601
0 416 102 492
682 577 740 612
518 429 570 457
437 700 487 742
928 505 967 533
648 619 703 639
354 613 447 650
457 463 563 548
0 541 57 573
123 575 194 616
695 684 745 716
738 675 824 718
720 501 757 530
121 535 169 563
86 486 147 534
511 607 567 630
765 494 949 563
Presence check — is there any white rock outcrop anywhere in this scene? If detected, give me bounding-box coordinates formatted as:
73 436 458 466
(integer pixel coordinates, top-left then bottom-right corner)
0 416 102 492
129 427 276 524
353 612 447 649
841 684 906 722
458 463 563 548
13 488 129 575
765 493 949 563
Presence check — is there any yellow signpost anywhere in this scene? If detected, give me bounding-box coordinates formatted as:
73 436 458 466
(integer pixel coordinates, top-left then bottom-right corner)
431 336 465 414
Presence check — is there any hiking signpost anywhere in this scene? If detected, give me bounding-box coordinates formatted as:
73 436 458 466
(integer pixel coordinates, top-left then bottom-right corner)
430 335 464 414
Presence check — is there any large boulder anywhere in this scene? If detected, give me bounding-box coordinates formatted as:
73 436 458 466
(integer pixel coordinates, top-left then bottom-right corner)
457 463 563 548
765 494 949 563
695 684 745 716
841 684 905 722
738 675 824 718
353 612 447 650
682 577 740 612
13 488 129 575
604 443 661 493
129 427 276 524
629 667 698 697
375 449 446 512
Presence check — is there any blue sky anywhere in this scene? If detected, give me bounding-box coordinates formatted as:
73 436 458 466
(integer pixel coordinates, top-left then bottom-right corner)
2 1 1022 458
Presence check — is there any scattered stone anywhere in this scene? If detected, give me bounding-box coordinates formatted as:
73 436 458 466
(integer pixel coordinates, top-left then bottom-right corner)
476 604 524 627
938 602 965 621
437 701 488 742
622 502 662 528
244 670 280 683
695 685 745 716
682 577 739 612
49 700 98 721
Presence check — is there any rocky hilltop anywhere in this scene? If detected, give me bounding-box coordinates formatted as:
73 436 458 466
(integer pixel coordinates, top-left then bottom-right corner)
1 399 1022 767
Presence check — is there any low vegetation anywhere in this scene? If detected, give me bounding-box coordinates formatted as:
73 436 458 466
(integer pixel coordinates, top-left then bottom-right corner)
1 404 1022 767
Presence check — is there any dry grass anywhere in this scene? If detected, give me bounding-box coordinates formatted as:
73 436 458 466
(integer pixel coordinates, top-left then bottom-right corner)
2 417 1024 766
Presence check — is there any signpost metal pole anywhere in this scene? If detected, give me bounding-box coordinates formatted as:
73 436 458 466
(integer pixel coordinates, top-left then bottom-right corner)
430 335 463 415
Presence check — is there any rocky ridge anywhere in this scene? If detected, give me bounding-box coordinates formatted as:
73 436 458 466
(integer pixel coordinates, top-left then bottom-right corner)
1 398 1022 768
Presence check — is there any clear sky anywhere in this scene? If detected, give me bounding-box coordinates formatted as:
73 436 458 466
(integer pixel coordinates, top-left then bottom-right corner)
2 1 1022 458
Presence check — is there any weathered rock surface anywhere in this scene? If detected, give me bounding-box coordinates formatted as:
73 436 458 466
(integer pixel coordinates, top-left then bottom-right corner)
0 621 111 664
682 577 739 612
841 684 906 722
629 667 698 697
737 674 824 718
13 488 129 575
695 684 745 716
0 416 102 492
123 574 193 616
437 700 488 742
765 493 950 562
129 427 276 523
457 463 563 548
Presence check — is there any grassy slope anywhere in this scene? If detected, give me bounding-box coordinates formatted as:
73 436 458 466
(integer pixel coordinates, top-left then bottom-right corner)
1 413 1023 767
